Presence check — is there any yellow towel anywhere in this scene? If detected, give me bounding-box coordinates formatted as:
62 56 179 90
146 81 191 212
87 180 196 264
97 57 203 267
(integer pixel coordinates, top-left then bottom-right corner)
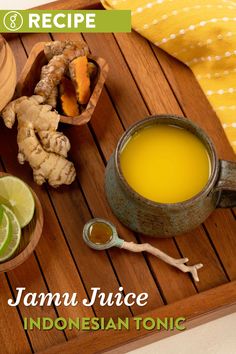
102 0 236 153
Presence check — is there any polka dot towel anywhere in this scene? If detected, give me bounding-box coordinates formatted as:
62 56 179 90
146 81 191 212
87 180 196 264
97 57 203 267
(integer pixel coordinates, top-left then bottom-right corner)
102 0 236 153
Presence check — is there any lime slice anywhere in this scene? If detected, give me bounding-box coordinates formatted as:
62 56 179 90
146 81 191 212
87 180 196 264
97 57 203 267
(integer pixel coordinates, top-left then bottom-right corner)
0 205 21 262
0 176 35 228
0 206 12 252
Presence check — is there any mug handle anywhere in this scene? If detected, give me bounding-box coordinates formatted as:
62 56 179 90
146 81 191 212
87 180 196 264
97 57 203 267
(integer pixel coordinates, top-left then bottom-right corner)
214 160 236 208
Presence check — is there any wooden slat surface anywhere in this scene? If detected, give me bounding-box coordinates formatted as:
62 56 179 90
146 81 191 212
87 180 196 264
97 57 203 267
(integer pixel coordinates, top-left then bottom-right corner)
38 281 236 354
20 32 163 317
2 36 94 350
0 14 235 354
82 31 230 296
0 274 31 354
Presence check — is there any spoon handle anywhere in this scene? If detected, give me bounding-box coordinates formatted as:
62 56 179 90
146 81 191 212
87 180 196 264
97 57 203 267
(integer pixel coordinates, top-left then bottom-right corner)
121 241 203 282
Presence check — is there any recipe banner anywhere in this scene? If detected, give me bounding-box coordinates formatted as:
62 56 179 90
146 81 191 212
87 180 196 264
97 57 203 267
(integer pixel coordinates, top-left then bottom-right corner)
0 10 131 32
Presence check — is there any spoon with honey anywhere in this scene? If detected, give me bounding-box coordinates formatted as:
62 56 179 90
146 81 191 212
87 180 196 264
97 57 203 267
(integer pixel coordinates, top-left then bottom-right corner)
83 218 203 282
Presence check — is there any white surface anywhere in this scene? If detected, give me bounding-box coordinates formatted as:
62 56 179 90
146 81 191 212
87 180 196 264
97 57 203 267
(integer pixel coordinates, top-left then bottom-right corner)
0 0 56 9
1 1 236 353
128 313 236 354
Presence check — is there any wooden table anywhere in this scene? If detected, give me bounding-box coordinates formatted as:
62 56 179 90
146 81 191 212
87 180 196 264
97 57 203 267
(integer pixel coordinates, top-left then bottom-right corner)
0 2 236 353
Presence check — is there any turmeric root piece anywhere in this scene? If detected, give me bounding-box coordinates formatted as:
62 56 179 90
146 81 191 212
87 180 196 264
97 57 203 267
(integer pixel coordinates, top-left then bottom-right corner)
41 65 58 108
69 56 91 105
35 55 67 100
44 40 88 61
35 40 89 102
2 96 76 187
45 87 58 108
60 76 79 117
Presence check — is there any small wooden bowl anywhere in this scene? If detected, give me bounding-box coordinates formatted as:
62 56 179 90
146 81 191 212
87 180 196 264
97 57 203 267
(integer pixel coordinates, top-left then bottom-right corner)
16 42 109 126
0 173 44 273
0 35 17 111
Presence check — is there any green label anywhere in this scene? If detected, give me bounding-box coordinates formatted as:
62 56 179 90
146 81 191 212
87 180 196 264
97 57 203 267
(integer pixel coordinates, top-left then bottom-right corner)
0 10 131 33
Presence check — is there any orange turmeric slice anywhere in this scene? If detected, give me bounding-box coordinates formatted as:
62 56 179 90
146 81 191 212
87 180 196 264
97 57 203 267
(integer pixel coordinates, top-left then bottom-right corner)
60 76 79 117
69 56 91 105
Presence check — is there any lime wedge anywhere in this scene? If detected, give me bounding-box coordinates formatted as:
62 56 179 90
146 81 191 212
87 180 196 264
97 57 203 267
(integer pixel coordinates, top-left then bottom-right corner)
0 205 3 224
0 205 21 262
0 176 35 228
0 206 12 253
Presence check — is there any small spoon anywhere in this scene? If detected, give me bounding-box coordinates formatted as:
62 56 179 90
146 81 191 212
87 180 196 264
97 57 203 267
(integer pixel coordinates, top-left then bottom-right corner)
83 218 203 282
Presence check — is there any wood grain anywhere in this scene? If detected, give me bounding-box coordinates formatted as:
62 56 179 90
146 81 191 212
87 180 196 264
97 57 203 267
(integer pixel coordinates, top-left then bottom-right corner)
0 40 17 111
65 124 164 314
50 33 165 314
0 34 4 50
0 122 94 338
0 164 65 352
7 36 27 79
204 209 236 280
49 183 131 319
82 31 228 294
55 30 231 300
6 258 66 352
152 45 236 281
0 43 67 352
5 36 95 333
37 281 236 354
115 32 182 115
113 31 230 291
83 33 150 126
0 3 235 352
0 274 32 354
63 32 198 303
20 33 131 319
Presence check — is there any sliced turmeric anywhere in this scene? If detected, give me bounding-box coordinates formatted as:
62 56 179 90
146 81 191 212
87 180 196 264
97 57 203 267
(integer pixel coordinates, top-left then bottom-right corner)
69 56 91 105
60 76 79 117
35 41 89 101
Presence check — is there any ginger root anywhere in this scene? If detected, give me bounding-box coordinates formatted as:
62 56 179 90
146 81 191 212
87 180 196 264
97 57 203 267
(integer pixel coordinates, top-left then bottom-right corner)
35 40 89 102
69 56 91 105
1 95 76 187
60 76 79 117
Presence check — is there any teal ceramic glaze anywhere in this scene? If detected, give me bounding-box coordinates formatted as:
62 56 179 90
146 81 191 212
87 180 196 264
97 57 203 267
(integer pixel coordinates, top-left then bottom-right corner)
105 115 236 237
83 218 124 250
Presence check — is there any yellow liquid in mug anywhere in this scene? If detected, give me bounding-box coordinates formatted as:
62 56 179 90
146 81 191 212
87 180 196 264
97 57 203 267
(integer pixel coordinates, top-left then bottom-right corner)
120 124 211 203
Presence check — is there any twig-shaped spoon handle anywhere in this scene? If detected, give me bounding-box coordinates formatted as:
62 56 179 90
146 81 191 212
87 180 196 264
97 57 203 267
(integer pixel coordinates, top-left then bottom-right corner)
121 241 203 282
83 219 203 282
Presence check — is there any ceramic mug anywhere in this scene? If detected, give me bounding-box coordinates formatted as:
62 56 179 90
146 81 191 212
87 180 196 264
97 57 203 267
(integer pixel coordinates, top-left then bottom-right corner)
105 115 236 237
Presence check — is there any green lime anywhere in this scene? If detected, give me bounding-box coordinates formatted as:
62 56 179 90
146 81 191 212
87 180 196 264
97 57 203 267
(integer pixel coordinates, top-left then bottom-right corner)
0 176 35 228
0 205 21 262
0 205 12 253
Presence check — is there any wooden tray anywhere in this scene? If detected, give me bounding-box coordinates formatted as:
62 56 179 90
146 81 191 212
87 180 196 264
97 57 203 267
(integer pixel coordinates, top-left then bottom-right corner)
16 42 109 126
0 1 235 354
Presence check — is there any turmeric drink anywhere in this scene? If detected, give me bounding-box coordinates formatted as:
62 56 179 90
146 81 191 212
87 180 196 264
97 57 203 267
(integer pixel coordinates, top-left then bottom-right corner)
120 124 211 203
